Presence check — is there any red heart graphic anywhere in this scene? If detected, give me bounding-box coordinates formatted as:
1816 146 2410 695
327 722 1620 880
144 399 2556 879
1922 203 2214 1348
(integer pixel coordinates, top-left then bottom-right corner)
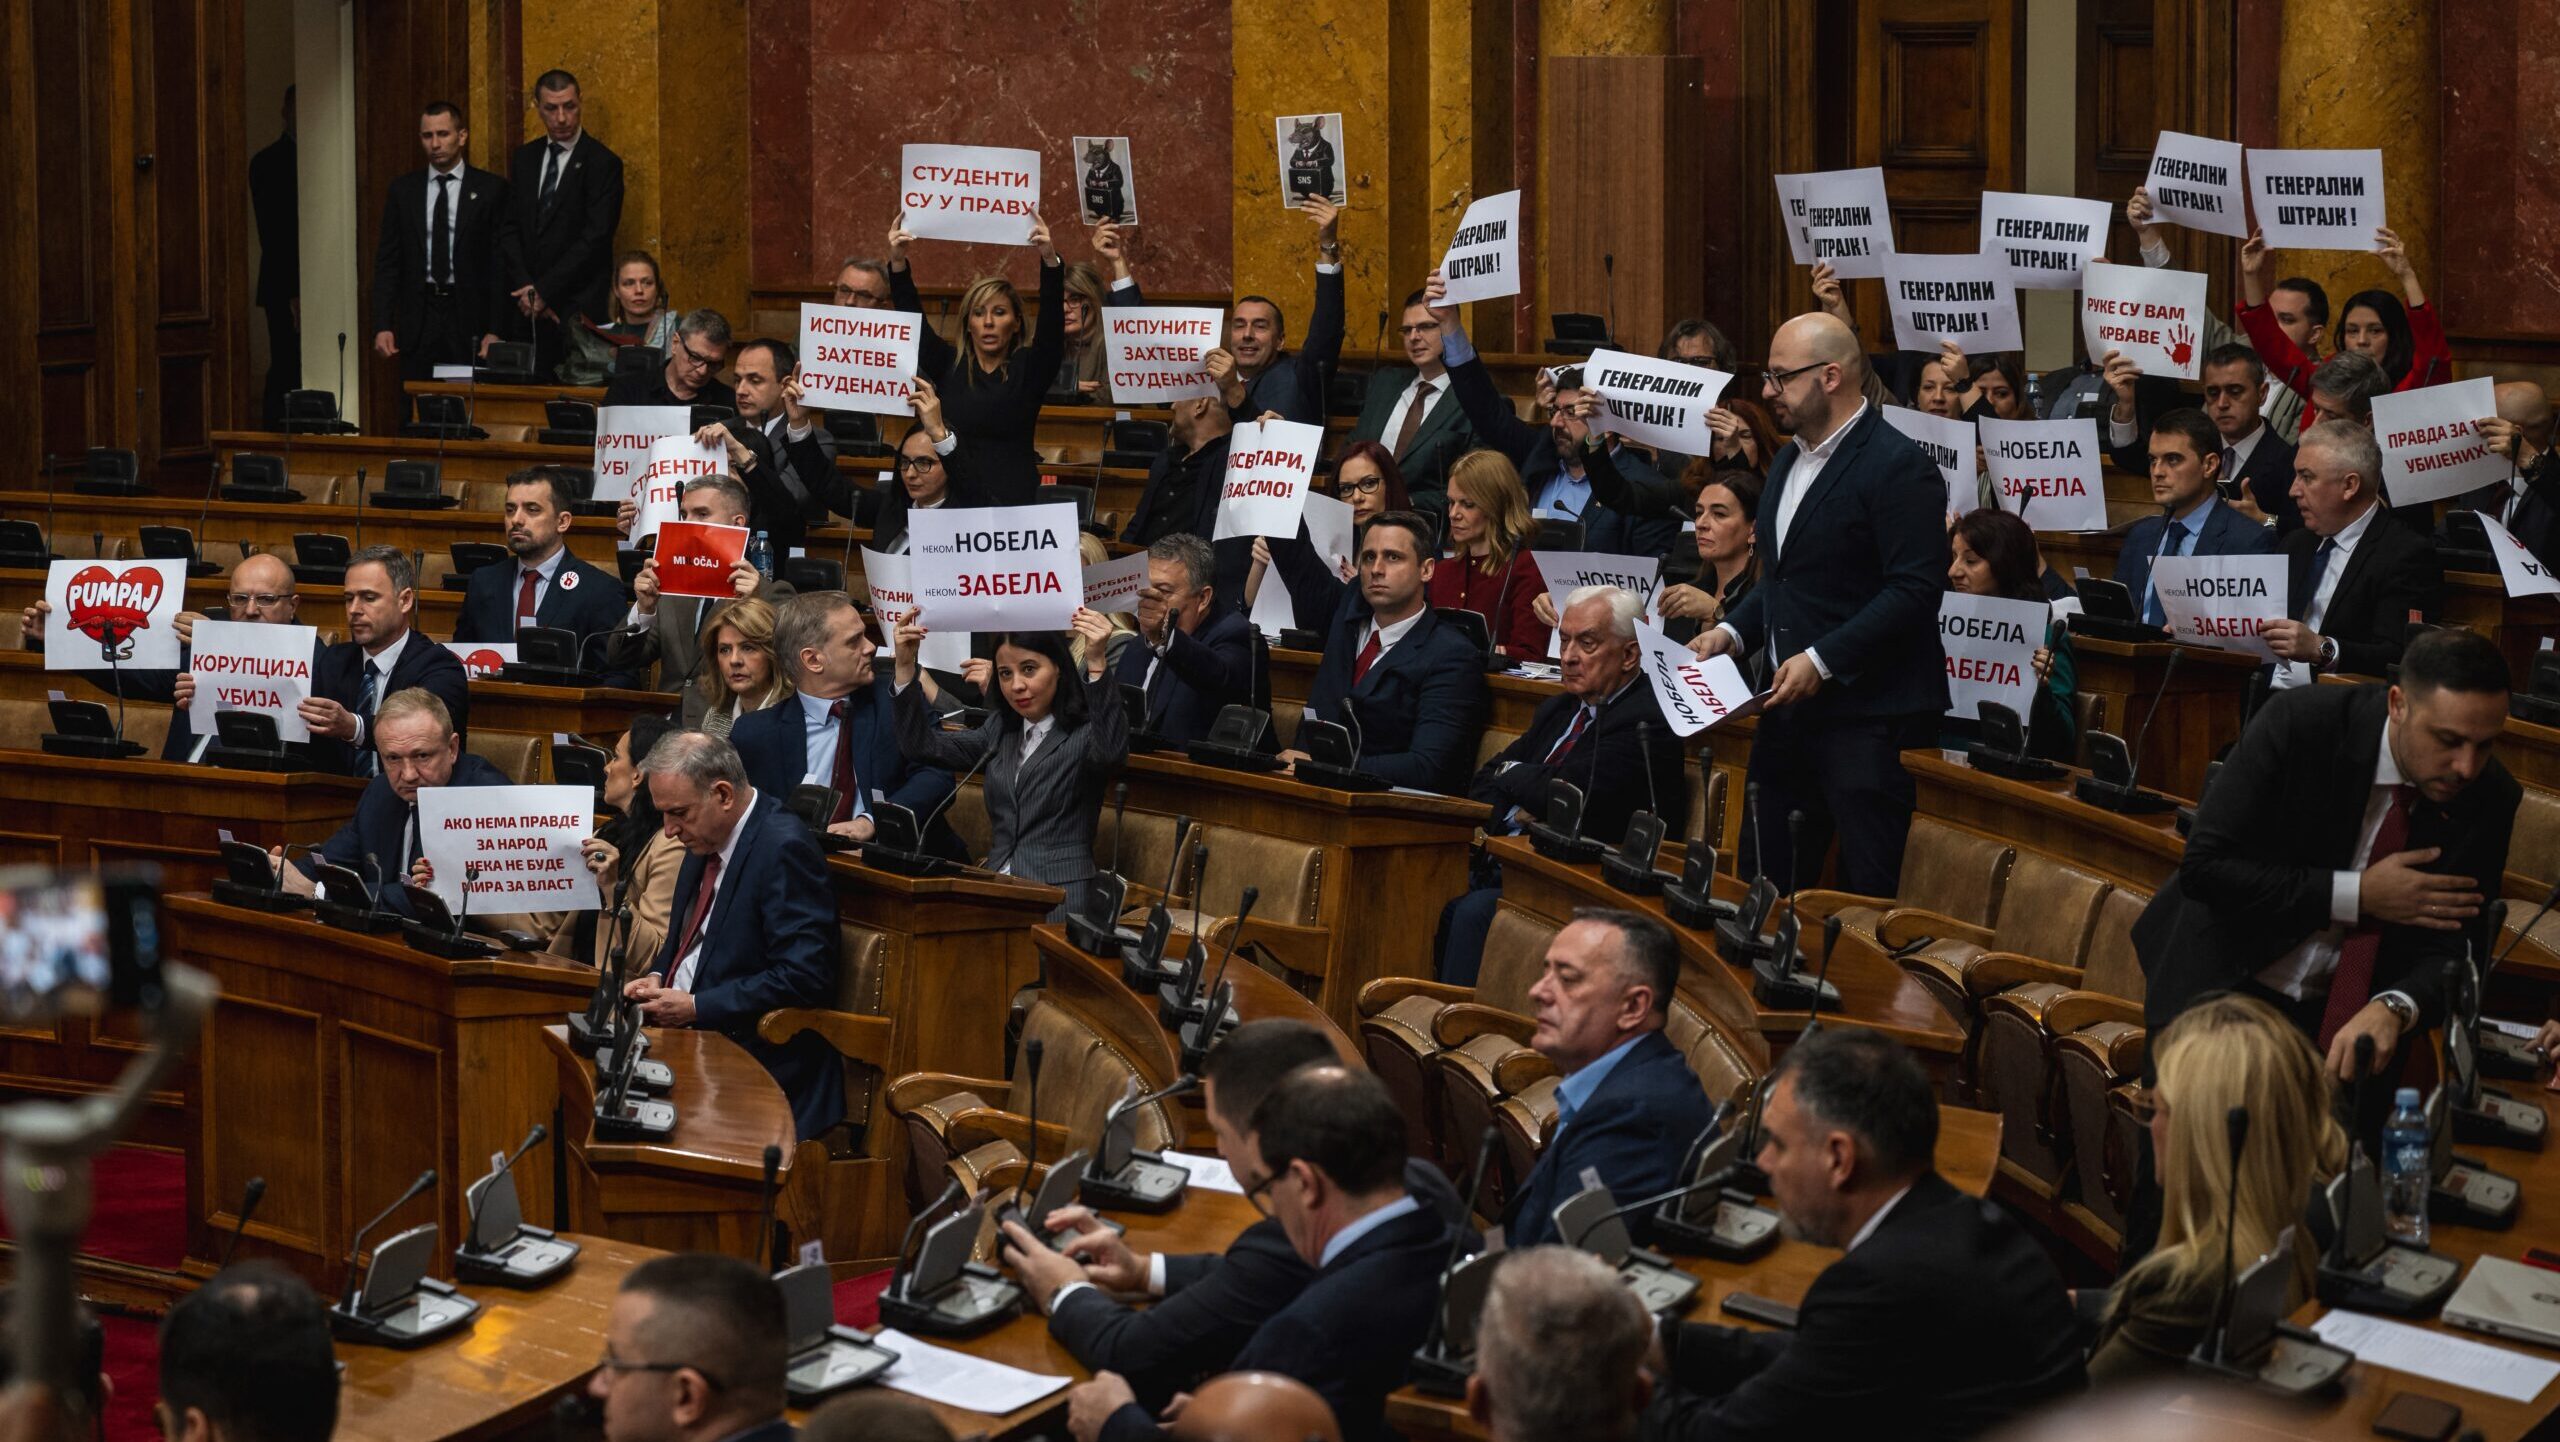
62 564 165 656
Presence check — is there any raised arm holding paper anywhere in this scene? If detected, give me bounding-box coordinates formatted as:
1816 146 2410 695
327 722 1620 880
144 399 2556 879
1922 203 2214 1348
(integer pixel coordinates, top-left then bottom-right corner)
2457 381 2560 568
1106 198 1344 428
2239 223 2450 403
1347 288 1474 514
29 553 306 763
608 473 795 703
884 212 1065 505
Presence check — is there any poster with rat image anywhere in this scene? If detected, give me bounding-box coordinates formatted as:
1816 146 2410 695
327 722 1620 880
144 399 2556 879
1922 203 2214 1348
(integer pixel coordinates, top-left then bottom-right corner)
1274 113 1347 208
1073 136 1137 225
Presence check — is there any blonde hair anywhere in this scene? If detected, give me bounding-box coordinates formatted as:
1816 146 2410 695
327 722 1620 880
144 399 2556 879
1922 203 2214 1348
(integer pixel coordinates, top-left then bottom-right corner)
1448 449 1536 574
374 686 455 739
694 596 791 714
955 275 1026 387
2109 993 2345 1332
610 250 668 325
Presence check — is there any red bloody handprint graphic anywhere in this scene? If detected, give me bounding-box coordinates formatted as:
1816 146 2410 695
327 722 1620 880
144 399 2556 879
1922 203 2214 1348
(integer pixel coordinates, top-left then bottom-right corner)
2166 323 2195 371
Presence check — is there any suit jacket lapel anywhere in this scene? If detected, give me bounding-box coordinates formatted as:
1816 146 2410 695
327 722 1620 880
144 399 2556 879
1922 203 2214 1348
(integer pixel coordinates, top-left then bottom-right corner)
1408 377 1460 450
2325 520 2388 623
2330 689 2391 865
1780 412 1872 560
1357 611 1435 697
700 802 760 943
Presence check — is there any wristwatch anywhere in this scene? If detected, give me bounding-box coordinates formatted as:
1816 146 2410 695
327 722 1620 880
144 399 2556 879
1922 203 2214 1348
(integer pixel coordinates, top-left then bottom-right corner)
2377 993 2417 1028
2316 635 2340 671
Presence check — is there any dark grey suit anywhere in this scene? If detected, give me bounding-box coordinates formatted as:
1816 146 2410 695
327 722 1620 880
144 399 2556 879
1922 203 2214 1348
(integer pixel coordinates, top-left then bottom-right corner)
892 674 1129 913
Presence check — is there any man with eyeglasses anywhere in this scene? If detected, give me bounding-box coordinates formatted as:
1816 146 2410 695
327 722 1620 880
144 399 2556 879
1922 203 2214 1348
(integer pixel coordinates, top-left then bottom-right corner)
274 687 513 922
1119 369 1241 549
832 256 896 310
1688 312 1948 896
21 552 306 763
606 307 735 412
1346 287 1474 518
589 1252 793 1442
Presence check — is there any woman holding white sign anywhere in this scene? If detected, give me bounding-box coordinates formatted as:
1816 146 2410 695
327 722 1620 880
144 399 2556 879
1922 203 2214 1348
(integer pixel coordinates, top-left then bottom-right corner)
885 211 1067 506
1948 509 2076 761
2239 225 2449 399
1427 451 1547 659
891 609 1129 919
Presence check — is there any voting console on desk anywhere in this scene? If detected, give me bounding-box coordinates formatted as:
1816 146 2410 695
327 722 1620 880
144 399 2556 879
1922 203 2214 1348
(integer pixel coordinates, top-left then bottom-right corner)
1081 1076 1194 1212
877 1197 1023 1337
1554 1183 1700 1316
778 1260 898 1402
333 1224 479 1347
454 1136 581 1288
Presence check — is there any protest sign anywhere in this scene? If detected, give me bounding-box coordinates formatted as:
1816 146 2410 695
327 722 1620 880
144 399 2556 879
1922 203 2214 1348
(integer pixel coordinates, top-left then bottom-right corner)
898 144 1040 245
2374 378 2504 508
1938 592 2047 724
796 304 921 415
418 784 601 915
592 405 692 502
1213 419 1323 540
1072 136 1137 224
1083 549 1153 612
1438 190 1522 305
1977 192 2112 290
446 642 517 679
1102 307 1223 404
657 521 751 599
1799 168 1895 279
2480 513 2560 600
43 560 187 671
1979 417 2109 532
1584 348 1732 455
1772 173 1816 265
632 435 727 542
1246 494 1356 641
1634 621 1763 738
1880 406 1981 519
1536 552 1661 659
186 620 317 741
1881 253 2022 353
861 547 972 672
2149 554 2287 660
1275 114 1347 207
2145 132 2248 237
2080 263 2210 379
910 502 1081 631
2247 148 2386 250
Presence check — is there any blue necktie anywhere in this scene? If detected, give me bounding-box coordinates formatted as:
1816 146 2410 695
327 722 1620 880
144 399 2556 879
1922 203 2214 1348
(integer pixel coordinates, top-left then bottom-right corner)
353 660 381 777
2142 520 2189 626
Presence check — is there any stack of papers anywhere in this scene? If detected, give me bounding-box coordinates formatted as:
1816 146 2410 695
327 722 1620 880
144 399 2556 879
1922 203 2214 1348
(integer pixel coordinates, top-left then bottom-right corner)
873 1329 1070 1412
2310 1311 2560 1402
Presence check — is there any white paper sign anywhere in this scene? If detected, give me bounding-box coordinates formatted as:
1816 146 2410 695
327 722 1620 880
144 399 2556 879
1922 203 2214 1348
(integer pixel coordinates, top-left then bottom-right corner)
2150 553 2288 660
1082 549 1153 612
796 304 921 415
1534 552 1661 617
1213 419 1323 540
910 502 1081 631
186 620 316 741
1274 114 1347 208
874 1329 1071 1413
632 435 728 542
2375 377 2504 508
1799 168 1896 279
446 641 518 679
43 559 187 671
1977 192 2112 291
1881 253 2023 354
861 547 971 672
2479 513 2560 599
1772 173 1817 266
2247 148 2386 251
1072 136 1137 224
1102 307 1223 404
1881 407 1980 519
1438 190 1522 305
1584 348 1733 455
1305 492 1356 575
418 784 601 915
2080 263 2211 379
897 144 1040 245
1938 592 2047 724
2145 131 2248 237
1634 620 1763 737
591 405 692 503
1248 568 1299 640
1980 417 2109 532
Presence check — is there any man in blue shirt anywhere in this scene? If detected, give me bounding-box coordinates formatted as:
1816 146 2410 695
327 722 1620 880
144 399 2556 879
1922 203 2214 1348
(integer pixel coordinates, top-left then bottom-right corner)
2112 407 2278 627
1504 908 1717 1247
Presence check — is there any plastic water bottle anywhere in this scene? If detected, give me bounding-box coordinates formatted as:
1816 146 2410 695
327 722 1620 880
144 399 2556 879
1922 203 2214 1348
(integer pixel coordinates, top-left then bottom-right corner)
2382 1086 2432 1247
746 529 774 580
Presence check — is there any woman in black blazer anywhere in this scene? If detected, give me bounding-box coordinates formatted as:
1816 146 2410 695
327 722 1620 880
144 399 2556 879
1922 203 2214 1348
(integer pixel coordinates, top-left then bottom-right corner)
891 609 1129 918
883 214 1068 506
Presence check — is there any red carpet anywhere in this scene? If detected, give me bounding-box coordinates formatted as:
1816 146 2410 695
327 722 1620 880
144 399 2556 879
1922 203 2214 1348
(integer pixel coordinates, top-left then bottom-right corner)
0 1144 189 1272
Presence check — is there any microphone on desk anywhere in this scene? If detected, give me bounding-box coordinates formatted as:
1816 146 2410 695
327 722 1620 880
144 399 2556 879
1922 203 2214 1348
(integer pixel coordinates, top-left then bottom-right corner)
193 451 225 566
1410 1124 1499 1389
1197 886 1258 1014
219 1177 267 1270
1602 252 1618 347
1016 1038 1047 1212
910 727 997 858
1743 781 1765 883
362 851 389 912
2204 1105 2251 1364
892 1178 967 1300
758 1143 783 1272
353 465 370 557
340 1169 437 1313
1634 719 1662 824
1106 781 1128 879
454 863 479 940
336 332 348 421
2076 646 2181 813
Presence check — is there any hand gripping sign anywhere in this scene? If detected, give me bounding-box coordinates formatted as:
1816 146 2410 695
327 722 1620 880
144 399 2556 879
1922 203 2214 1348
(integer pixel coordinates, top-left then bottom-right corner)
899 144 1041 245
187 620 319 741
1634 621 1764 738
797 304 922 416
909 503 1082 631
2149 554 2289 662
418 784 603 915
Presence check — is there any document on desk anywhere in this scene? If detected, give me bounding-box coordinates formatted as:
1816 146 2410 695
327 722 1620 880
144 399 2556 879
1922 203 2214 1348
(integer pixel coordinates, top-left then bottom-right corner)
873 1329 1070 1412
1163 1150 1244 1193
2311 1311 2560 1402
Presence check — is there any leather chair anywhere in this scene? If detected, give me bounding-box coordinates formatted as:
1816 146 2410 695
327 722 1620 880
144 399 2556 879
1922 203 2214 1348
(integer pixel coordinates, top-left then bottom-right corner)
758 923 919 1256
1473 728 1520 777
2499 786 2560 964
1358 906 1559 1166
1885 851 2114 1088
466 729 549 783
1975 886 2148 1218
1793 818 2014 956
1685 763 1728 858
39 531 128 560
2070 692 2111 771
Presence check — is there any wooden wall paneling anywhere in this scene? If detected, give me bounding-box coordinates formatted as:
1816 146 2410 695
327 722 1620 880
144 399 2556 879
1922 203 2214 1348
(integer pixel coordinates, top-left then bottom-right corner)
23 2 119 473
135 0 247 481
351 0 472 439
1742 0 1823 358
2077 0 2155 264
2148 0 2237 314
1852 0 2021 344
1543 56 1708 363
201 995 331 1271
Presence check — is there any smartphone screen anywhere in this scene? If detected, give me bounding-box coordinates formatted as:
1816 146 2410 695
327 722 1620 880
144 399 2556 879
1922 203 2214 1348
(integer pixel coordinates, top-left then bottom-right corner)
0 865 161 1017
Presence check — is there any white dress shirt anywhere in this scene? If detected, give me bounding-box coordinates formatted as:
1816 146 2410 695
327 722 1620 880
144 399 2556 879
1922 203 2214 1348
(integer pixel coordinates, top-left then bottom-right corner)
1718 401 1869 679
1016 713 1059 768
514 546 567 632
1845 1182 1914 1253
1317 1193 1423 1268
536 131 582 202
2254 723 2417 1019
1359 606 1427 663
423 161 466 284
670 788 757 992
2272 500 2379 689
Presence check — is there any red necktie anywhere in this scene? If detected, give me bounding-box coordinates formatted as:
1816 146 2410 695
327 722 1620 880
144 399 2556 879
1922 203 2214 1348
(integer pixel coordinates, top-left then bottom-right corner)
516 568 540 634
2319 785 2415 1047
828 699 858 823
1351 629 1384 686
1545 705 1594 764
664 853 722 984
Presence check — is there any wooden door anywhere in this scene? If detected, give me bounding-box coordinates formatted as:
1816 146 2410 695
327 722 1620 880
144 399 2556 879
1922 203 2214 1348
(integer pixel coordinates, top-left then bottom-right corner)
1849 0 2022 342
136 0 247 482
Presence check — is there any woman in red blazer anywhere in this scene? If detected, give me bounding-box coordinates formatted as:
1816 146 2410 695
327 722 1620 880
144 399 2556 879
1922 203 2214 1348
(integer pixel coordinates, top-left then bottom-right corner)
1429 449 1548 660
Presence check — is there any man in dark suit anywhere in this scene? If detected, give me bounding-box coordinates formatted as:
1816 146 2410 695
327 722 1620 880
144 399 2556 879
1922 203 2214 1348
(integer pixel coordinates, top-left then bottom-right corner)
2202 344 2302 533
22 553 303 763
501 69 625 379
1002 1020 1340 1409
1430 277 1684 558
1292 512 1489 794
2458 380 2559 569
592 1254 793 1442
1507 910 1717 1245
1643 1030 2084 1442
369 101 509 381
304 546 471 777
1066 1067 1462 1442
1120 389 1235 548
604 308 733 411
1106 201 1342 427
1691 314 1948 894
624 732 843 1143
607 474 792 715
1117 534 1254 743
711 339 839 556
452 467 635 684
728 591 962 860
2262 421 2442 690
1348 289 1474 518
276 688 507 921
2134 628 2518 1083
2113 408 2280 626
249 86 299 425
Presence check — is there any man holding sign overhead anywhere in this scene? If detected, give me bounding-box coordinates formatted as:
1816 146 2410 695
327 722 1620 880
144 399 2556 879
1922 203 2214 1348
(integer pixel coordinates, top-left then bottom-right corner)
1688 314 1948 894
1107 196 1344 429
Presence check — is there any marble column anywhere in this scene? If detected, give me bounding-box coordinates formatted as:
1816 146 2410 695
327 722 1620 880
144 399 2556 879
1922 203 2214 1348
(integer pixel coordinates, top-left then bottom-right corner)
2274 0 2436 332
2439 0 2560 373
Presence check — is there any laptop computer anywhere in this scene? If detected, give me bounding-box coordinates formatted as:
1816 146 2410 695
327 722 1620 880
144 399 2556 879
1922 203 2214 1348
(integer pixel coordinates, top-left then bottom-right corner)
2443 1257 2560 1348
